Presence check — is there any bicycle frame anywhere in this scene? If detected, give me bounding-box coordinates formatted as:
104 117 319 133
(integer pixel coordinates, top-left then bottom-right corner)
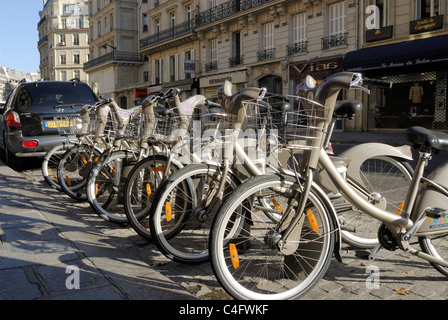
285 72 448 269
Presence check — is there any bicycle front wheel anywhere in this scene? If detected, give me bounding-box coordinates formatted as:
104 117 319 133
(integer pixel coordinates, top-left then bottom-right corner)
149 164 240 264
58 144 101 201
42 142 74 191
123 154 181 239
209 174 336 300
86 150 137 223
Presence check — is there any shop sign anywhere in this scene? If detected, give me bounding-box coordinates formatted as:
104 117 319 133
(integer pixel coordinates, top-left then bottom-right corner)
184 60 196 74
199 71 247 88
410 15 443 34
366 26 393 42
290 58 343 80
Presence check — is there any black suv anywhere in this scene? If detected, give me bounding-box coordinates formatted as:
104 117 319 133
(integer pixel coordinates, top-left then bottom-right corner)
0 80 98 168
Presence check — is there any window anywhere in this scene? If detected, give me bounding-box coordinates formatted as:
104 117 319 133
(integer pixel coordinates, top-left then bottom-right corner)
74 34 80 45
169 55 178 82
143 14 148 32
329 2 346 35
259 22 275 60
369 0 390 27
416 0 440 18
97 21 101 37
110 14 114 31
73 70 80 80
230 32 242 66
60 51 66 65
263 22 274 49
143 71 149 82
73 51 80 64
155 19 160 34
293 13 307 43
153 59 162 84
60 34 66 46
60 71 67 81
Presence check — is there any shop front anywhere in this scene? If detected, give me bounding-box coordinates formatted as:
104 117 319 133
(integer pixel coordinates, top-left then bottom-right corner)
344 35 448 131
199 70 247 100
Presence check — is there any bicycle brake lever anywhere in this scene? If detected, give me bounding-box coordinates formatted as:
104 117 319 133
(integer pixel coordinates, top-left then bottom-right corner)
351 84 371 94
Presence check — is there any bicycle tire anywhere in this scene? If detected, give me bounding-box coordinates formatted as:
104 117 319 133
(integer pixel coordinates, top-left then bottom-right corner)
209 173 336 300
419 235 448 277
42 142 74 191
57 144 102 201
340 156 413 248
123 154 181 239
149 163 240 264
86 150 138 223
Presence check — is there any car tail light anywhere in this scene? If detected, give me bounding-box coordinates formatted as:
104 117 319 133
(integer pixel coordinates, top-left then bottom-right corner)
6 111 21 127
23 140 38 148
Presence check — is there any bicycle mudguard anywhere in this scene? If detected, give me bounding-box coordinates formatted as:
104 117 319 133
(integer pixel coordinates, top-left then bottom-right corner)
339 143 413 186
412 161 448 236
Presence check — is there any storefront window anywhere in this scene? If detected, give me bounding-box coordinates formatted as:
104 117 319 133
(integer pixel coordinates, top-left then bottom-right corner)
368 71 447 129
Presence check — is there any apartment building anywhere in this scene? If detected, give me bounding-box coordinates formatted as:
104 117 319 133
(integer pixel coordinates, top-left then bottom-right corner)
84 0 143 108
138 0 199 100
38 0 90 82
345 0 448 131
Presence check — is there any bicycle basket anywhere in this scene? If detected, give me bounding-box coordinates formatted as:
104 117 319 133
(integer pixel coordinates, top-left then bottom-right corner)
244 94 328 151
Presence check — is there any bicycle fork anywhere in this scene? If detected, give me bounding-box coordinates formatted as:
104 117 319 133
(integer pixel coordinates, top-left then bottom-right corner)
265 168 314 255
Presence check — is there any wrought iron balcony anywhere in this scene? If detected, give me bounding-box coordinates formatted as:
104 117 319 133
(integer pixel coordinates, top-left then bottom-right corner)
258 48 275 61
140 20 193 50
205 61 218 72
229 55 244 67
322 32 347 50
194 0 275 27
84 51 143 70
287 41 307 55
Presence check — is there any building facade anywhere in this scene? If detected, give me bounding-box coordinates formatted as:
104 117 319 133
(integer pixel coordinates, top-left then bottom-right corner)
84 0 144 108
38 0 90 82
78 0 448 131
345 0 448 131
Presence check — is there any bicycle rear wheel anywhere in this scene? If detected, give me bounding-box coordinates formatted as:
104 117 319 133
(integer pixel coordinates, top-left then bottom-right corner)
209 174 336 300
340 156 413 248
123 154 181 239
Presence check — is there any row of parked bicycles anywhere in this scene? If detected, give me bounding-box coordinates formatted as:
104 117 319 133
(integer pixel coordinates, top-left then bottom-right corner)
40 71 448 300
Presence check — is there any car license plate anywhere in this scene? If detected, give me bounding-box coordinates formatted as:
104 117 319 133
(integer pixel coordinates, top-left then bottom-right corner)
44 120 76 128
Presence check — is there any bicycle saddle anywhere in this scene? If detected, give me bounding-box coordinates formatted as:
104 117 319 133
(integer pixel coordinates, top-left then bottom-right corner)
334 100 363 119
406 126 448 154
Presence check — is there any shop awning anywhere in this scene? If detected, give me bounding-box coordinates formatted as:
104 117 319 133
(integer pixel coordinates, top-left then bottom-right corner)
344 35 448 72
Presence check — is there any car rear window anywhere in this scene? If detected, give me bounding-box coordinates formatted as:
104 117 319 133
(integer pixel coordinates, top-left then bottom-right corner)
16 82 98 112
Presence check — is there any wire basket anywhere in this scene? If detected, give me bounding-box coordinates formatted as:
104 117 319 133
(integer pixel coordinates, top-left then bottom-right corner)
243 94 329 151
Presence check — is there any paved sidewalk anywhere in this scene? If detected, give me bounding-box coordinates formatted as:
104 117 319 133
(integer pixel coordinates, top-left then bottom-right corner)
0 130 447 303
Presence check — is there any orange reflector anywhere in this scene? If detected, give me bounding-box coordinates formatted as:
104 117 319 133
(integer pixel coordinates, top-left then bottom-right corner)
229 243 240 269
271 199 282 211
146 183 151 197
396 201 404 215
152 167 165 172
65 176 71 186
165 202 172 222
95 183 98 196
81 154 87 164
306 209 319 232
53 176 58 183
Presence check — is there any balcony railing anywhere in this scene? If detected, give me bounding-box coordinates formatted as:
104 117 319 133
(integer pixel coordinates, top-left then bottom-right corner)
140 20 193 50
84 51 143 70
287 41 307 55
258 48 275 61
195 0 275 27
205 61 218 72
322 32 347 50
38 35 48 47
229 55 244 67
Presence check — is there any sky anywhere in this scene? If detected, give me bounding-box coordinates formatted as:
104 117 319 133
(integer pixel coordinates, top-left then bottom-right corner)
0 0 43 74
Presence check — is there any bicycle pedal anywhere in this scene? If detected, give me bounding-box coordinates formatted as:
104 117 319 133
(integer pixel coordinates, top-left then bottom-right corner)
425 207 447 219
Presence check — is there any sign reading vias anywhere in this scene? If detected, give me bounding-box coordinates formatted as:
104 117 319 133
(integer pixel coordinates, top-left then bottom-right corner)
290 58 343 81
